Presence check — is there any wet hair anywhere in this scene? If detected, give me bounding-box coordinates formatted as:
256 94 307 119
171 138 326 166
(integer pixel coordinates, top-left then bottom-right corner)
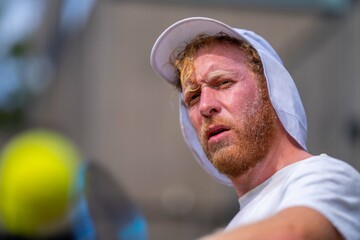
171 32 265 92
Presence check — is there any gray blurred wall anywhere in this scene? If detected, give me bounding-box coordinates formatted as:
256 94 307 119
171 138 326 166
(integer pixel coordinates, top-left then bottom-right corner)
31 1 360 239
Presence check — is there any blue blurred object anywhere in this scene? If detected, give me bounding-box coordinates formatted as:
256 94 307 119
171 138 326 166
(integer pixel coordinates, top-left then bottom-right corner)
117 216 148 240
72 161 149 240
72 197 97 240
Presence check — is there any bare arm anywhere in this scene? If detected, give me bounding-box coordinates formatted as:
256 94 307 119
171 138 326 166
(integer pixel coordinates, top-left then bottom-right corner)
199 207 343 240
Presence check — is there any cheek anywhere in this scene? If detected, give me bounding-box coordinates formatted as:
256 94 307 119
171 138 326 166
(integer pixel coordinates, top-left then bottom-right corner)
224 87 259 116
188 109 202 133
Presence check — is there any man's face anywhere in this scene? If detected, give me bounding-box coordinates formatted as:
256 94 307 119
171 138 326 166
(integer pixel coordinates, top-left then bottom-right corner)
182 43 277 178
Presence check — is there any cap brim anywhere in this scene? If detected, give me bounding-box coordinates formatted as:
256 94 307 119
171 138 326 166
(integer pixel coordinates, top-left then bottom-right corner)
150 17 245 85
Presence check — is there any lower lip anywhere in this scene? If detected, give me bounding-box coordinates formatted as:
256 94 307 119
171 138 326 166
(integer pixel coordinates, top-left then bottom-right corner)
208 130 230 144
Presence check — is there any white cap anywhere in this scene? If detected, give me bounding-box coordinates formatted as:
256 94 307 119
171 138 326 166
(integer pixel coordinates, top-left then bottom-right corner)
150 17 307 186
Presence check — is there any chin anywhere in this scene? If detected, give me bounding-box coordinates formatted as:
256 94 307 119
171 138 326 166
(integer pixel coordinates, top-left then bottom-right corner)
209 145 264 178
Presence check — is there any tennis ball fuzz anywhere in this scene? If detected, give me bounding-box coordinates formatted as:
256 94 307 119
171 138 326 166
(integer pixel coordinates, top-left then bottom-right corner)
0 129 81 237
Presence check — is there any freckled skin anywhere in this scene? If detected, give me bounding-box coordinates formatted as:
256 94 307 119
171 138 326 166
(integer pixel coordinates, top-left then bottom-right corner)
183 44 278 178
185 45 259 122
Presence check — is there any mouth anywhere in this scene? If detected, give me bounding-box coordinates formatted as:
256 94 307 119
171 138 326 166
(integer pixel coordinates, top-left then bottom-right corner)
206 125 230 141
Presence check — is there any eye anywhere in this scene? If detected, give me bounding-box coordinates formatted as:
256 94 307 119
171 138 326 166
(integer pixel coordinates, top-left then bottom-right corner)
216 79 233 88
185 93 200 107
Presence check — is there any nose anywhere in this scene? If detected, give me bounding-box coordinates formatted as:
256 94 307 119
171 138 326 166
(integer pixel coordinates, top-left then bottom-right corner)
199 87 220 118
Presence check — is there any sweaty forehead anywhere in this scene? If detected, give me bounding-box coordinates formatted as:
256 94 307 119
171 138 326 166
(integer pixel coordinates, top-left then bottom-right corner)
196 44 247 71
195 42 244 58
181 44 247 88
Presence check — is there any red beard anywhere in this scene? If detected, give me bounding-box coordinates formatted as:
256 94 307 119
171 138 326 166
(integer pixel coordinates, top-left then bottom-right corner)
198 94 278 178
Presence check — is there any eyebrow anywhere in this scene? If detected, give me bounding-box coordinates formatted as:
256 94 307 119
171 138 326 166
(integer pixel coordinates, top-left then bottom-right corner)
183 70 238 94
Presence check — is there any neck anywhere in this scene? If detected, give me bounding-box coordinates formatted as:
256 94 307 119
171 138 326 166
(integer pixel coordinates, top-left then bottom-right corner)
230 128 312 197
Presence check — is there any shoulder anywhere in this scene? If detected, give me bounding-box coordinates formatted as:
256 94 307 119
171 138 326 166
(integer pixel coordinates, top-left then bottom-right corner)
281 154 360 203
279 154 360 240
287 154 360 185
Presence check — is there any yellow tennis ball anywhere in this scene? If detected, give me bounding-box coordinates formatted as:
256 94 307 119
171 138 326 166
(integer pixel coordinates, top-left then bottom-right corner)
0 129 82 237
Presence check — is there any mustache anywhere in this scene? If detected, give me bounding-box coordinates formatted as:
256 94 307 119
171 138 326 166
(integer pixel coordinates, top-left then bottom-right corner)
199 117 234 140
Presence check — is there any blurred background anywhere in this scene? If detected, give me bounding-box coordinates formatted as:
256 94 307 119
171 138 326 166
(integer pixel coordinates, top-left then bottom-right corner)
0 0 359 239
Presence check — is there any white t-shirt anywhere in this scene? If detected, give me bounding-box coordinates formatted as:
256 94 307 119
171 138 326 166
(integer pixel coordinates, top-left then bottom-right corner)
225 154 360 240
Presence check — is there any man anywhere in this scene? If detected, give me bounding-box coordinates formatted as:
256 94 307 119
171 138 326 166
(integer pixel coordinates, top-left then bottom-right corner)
150 17 360 239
